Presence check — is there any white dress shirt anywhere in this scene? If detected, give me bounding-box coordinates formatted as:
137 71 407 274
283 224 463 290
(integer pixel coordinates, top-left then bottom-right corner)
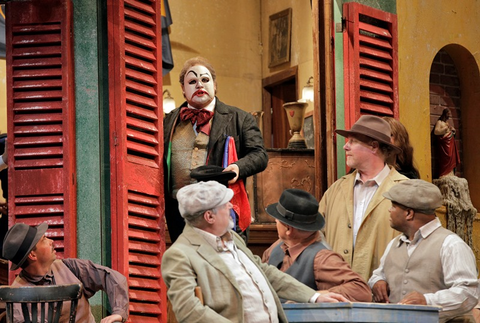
353 164 390 246
194 228 279 323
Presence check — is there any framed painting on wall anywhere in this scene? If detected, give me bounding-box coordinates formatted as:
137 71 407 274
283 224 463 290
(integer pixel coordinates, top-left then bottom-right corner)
268 8 292 68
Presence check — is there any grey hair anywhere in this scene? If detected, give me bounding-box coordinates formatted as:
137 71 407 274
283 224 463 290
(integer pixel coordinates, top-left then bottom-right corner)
182 206 219 226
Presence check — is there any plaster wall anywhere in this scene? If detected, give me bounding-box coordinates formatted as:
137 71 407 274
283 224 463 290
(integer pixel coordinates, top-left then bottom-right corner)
165 1 262 112
396 0 480 269
396 0 480 185
260 0 314 110
166 1 314 113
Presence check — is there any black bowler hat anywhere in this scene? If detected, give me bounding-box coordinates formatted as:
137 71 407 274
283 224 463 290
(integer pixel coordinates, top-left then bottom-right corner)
190 165 236 187
266 189 325 231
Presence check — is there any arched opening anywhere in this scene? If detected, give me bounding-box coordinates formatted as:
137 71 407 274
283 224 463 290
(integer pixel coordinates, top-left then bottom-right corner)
429 49 463 179
429 44 480 212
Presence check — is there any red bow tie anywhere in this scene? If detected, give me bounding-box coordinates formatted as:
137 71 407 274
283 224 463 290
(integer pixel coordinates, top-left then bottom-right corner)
179 107 214 127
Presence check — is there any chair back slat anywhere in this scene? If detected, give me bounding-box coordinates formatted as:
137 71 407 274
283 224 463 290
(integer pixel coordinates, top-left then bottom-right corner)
0 283 83 323
21 303 32 323
68 299 79 323
5 303 14 323
53 301 63 322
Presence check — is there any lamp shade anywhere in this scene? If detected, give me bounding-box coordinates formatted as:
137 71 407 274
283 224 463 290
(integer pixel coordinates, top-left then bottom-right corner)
301 77 314 102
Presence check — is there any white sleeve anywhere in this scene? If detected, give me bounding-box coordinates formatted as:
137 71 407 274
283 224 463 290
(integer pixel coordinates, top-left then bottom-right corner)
423 235 480 319
368 238 395 288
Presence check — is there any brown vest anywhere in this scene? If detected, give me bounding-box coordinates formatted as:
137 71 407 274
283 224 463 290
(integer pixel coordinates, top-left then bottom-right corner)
384 226 451 303
13 260 95 323
170 120 209 197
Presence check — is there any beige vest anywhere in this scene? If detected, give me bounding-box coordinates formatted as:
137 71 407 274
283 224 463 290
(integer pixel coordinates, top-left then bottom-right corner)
384 226 451 303
13 260 95 323
170 120 209 197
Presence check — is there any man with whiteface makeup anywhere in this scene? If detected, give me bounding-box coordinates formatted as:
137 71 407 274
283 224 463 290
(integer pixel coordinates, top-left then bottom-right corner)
163 57 268 243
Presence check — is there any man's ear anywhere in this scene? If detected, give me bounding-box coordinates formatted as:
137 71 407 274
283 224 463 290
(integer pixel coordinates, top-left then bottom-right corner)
181 85 186 98
285 224 293 235
405 209 415 220
370 140 379 152
203 210 215 224
27 250 37 261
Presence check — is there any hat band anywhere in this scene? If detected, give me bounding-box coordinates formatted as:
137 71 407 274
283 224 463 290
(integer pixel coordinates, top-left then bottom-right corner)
11 226 37 266
350 124 390 143
276 203 316 224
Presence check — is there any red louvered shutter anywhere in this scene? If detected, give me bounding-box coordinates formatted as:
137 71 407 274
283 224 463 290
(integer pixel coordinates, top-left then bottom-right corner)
107 0 166 322
343 2 399 128
6 0 76 281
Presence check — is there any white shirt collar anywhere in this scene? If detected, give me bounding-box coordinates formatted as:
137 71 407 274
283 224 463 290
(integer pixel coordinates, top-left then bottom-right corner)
398 217 441 247
355 163 390 186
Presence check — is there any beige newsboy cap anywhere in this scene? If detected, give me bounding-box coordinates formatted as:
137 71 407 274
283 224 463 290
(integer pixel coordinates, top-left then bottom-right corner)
177 181 233 217
383 179 443 214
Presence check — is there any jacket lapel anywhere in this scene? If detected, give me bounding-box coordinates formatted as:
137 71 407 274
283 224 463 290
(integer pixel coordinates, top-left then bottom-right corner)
339 172 356 224
208 99 233 151
183 225 241 290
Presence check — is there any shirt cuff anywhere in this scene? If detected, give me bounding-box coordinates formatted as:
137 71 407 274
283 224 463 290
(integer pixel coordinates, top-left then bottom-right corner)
309 292 321 303
0 157 7 172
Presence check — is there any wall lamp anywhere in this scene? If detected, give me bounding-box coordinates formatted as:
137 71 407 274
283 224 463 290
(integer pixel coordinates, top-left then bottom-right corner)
162 89 176 114
301 76 314 102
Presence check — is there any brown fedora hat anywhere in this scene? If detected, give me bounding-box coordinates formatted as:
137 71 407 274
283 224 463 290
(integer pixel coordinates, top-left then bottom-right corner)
335 115 402 154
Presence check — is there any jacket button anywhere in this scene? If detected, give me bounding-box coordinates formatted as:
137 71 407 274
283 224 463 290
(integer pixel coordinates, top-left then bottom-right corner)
348 223 352 228
343 249 349 254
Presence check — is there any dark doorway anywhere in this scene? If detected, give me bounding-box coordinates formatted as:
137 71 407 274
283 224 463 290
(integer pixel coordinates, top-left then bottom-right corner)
262 67 298 148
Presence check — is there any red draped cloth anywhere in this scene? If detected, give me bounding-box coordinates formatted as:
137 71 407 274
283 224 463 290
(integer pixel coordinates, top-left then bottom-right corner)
224 137 251 231
435 132 460 177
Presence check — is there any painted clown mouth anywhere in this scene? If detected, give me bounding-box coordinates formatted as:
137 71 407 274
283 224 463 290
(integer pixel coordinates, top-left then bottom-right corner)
194 90 208 96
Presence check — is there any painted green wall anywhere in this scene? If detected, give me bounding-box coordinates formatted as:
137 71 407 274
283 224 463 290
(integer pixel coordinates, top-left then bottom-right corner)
73 0 109 318
342 0 396 14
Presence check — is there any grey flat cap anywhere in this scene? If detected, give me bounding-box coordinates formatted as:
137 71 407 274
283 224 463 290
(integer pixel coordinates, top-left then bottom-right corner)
177 181 233 217
383 180 443 214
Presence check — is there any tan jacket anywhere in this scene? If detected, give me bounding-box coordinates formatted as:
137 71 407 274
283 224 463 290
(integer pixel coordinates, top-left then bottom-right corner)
162 225 317 323
319 167 408 281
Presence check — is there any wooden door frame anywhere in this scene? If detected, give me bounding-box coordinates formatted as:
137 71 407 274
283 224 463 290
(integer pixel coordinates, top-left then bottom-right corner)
261 66 298 148
312 0 334 198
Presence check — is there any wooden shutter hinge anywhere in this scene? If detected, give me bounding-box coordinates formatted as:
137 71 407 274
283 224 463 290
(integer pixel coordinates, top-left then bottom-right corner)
336 18 346 33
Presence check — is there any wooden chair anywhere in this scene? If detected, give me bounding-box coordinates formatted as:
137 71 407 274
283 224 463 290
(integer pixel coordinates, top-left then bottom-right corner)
0 283 82 323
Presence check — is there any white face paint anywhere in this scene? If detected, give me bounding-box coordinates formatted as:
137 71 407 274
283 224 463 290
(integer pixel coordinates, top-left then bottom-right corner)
182 65 216 109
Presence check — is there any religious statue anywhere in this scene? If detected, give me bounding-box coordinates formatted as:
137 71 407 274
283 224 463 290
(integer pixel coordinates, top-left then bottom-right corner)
432 108 461 178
